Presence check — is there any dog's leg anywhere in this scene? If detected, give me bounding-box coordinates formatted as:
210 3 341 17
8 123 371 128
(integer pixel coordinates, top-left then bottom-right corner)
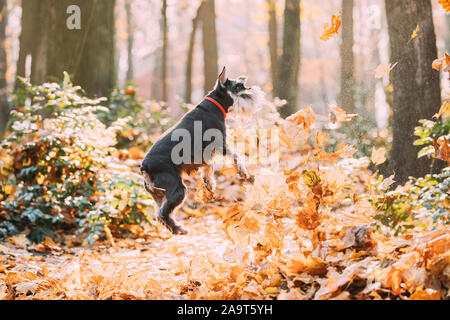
202 165 216 193
158 183 188 235
224 143 253 182
142 171 188 234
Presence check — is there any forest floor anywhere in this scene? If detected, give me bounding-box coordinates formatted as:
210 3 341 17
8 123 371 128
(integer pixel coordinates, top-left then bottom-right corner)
1 161 449 300
0 107 449 300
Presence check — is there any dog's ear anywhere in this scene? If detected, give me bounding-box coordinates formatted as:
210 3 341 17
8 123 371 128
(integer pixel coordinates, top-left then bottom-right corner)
237 76 247 83
218 66 227 86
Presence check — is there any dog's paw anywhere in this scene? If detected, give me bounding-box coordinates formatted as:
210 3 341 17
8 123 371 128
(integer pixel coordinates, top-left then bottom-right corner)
172 225 189 235
203 178 216 193
238 166 250 180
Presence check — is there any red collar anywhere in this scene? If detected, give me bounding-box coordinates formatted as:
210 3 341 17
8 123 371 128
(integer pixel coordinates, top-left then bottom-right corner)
204 97 227 119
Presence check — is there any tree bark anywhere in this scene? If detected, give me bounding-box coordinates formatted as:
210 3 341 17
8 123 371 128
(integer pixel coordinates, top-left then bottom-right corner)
0 0 8 133
339 0 355 113
17 0 116 98
200 0 218 94
125 0 134 82
185 4 202 103
385 0 442 184
161 0 168 102
277 0 301 118
268 0 279 96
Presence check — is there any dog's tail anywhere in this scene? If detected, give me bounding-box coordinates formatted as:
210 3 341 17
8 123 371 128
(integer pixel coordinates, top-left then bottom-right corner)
141 169 166 198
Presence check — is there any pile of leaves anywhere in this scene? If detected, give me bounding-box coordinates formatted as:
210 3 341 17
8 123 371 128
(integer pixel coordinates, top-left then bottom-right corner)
0 75 154 244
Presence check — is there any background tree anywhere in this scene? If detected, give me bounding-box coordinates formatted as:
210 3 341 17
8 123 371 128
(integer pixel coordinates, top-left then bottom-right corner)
200 0 218 94
385 0 442 184
267 0 279 96
277 0 301 118
161 0 168 102
125 0 134 82
0 0 8 133
16 0 116 98
339 0 355 113
185 3 202 103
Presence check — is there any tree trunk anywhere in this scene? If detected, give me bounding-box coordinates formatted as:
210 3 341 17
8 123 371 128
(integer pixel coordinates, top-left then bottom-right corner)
125 0 134 82
277 0 301 118
16 0 33 85
339 0 355 113
385 0 442 184
200 0 218 94
268 0 279 96
17 0 116 98
445 14 450 52
16 0 49 87
161 0 168 102
0 0 8 133
185 4 202 103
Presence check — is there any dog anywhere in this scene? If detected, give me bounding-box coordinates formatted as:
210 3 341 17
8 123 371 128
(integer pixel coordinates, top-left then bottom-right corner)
140 67 255 234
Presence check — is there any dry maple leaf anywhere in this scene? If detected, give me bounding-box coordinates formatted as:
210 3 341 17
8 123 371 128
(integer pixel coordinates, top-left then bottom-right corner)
286 105 316 130
284 254 327 276
371 147 387 166
328 105 358 123
320 11 342 41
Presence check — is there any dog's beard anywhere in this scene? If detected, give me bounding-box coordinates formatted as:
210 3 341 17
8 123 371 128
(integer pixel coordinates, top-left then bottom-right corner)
229 86 264 115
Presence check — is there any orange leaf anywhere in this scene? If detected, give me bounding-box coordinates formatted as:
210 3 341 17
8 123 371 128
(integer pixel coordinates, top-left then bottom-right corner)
320 11 342 41
286 105 316 130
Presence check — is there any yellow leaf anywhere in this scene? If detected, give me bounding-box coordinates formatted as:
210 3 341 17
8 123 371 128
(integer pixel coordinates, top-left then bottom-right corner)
302 169 321 187
410 25 419 39
263 287 279 295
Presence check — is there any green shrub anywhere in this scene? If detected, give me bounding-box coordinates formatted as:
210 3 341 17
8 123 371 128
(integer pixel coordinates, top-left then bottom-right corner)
370 116 449 235
0 74 153 243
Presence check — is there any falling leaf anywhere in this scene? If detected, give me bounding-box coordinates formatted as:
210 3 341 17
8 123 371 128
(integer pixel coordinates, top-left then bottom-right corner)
433 101 450 119
380 173 396 189
432 59 443 71
374 63 398 79
371 147 387 166
286 105 316 130
410 25 419 40
328 105 359 123
315 130 328 146
320 11 342 41
438 0 450 12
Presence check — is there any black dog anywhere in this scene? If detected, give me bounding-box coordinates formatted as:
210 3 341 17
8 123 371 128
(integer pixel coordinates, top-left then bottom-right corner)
140 67 253 234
